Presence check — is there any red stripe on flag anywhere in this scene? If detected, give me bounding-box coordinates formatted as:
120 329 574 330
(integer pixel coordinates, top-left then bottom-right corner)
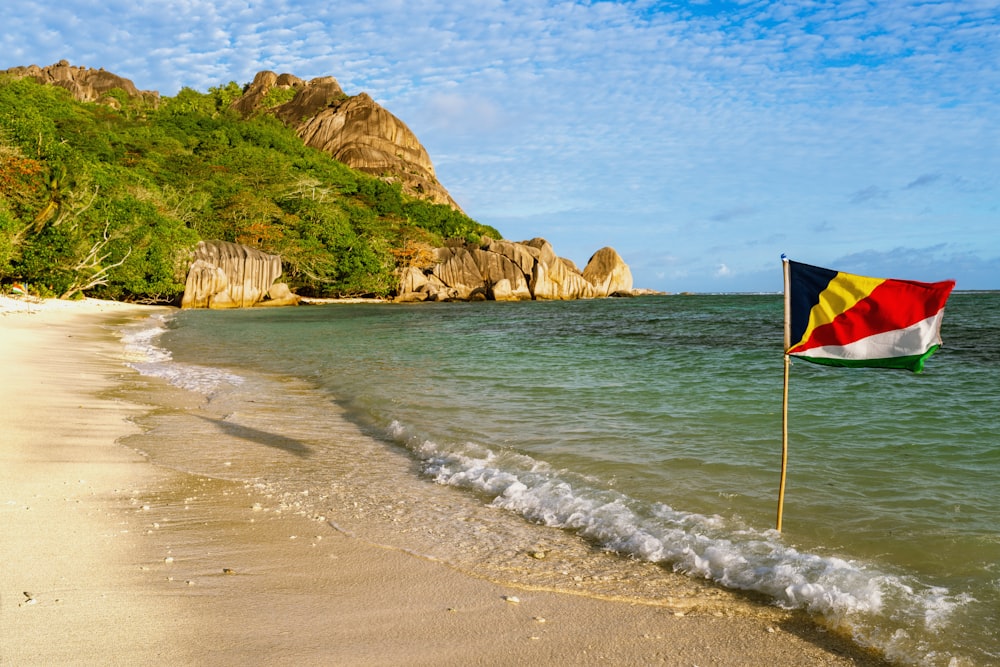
790 278 953 353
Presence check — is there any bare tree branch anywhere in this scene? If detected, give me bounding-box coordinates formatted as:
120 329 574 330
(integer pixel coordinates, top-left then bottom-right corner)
59 222 131 299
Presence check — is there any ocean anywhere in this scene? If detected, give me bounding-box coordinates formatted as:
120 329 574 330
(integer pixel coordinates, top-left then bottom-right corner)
117 293 999 666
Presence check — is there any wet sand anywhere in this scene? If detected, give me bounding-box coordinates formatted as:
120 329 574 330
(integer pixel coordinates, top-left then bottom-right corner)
0 295 887 666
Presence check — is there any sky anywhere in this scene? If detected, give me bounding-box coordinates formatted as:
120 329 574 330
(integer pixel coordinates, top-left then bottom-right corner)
3 0 999 292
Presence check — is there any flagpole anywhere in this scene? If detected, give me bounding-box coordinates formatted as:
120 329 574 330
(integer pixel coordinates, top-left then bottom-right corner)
777 256 791 532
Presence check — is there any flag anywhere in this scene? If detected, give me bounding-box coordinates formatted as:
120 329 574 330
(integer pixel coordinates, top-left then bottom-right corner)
785 259 955 373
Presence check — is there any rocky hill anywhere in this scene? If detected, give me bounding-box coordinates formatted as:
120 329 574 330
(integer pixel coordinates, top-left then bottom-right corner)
2 61 642 304
4 61 459 210
3 60 160 108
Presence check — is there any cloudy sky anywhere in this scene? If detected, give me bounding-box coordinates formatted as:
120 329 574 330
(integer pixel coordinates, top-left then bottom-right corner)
4 0 998 291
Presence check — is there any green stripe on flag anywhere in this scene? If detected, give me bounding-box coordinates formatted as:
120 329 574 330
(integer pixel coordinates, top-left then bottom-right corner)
791 345 941 373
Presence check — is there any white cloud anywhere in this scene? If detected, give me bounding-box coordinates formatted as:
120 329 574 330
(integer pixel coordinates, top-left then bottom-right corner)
2 0 998 290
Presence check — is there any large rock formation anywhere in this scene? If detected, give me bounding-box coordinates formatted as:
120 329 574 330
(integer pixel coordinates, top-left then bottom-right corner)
583 246 636 297
396 237 634 303
4 63 459 210
2 60 159 107
231 71 460 210
181 240 299 309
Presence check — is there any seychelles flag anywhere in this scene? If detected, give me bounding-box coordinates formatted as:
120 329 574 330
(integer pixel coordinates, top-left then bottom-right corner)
785 259 955 373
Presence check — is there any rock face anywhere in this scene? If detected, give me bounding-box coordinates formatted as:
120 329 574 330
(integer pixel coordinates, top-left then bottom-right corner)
395 237 634 303
181 240 299 309
583 246 636 297
2 60 160 107
4 63 459 210
231 71 460 210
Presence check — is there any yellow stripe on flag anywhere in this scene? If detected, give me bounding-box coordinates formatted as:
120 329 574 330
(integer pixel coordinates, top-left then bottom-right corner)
797 272 885 347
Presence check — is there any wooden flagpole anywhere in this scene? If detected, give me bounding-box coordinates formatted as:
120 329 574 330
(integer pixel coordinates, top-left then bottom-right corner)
776 256 791 532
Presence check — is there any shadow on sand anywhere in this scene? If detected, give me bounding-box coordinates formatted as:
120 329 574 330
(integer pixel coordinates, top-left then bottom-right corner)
194 414 312 458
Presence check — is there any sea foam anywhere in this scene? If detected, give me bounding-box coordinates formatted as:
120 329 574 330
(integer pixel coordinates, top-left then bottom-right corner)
119 313 244 394
389 418 972 666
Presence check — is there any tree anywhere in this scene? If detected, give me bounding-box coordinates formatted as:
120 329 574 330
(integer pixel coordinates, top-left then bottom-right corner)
57 221 131 299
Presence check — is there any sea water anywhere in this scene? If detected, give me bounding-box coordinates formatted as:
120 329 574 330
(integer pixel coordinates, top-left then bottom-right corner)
118 293 999 666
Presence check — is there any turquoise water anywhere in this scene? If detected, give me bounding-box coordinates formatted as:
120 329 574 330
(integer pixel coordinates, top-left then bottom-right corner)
120 293 1000 665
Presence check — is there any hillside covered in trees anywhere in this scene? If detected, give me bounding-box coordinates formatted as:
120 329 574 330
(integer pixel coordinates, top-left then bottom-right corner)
0 73 498 302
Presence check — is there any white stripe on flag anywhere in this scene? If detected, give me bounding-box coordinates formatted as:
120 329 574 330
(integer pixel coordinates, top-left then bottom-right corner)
791 311 946 361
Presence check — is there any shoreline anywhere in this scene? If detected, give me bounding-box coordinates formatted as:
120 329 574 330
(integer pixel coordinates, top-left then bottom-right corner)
0 296 887 666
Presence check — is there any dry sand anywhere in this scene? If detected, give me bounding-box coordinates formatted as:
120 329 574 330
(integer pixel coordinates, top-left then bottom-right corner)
0 295 888 666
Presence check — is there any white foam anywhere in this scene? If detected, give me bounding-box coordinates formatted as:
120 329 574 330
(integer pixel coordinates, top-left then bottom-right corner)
388 419 973 666
118 313 243 394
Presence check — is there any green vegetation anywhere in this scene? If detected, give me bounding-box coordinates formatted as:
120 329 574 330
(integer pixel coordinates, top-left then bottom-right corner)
0 76 498 301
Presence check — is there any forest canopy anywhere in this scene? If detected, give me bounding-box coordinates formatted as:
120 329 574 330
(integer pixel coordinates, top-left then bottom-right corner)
0 76 499 301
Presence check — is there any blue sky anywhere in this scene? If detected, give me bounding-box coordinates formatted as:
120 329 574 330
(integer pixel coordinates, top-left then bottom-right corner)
3 0 998 292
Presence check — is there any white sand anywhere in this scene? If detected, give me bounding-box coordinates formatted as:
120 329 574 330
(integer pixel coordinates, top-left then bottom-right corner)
0 295 886 666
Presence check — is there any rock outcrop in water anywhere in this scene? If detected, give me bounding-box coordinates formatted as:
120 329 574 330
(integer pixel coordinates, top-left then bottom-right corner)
181 240 299 309
396 237 634 302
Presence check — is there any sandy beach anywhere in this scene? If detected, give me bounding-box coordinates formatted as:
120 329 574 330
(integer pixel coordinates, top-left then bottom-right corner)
0 295 887 666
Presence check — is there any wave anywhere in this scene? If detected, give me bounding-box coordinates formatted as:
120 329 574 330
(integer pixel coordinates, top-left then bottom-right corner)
119 313 244 394
387 419 975 667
